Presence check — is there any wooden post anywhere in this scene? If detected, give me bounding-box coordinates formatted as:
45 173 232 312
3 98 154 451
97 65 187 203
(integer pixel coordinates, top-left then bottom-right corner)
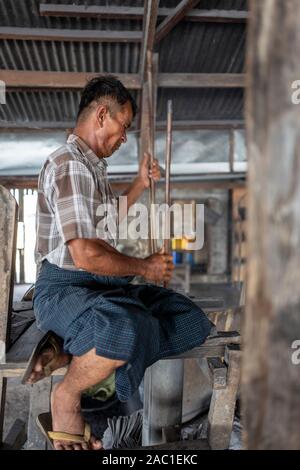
243 0 300 449
0 186 18 361
139 64 158 252
208 344 241 449
139 2 159 254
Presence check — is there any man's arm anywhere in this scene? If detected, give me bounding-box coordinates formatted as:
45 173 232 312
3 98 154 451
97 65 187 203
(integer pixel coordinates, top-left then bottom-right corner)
119 153 161 220
67 238 174 284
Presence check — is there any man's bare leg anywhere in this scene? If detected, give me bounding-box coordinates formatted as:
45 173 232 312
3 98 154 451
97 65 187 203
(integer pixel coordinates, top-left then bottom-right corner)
51 348 126 450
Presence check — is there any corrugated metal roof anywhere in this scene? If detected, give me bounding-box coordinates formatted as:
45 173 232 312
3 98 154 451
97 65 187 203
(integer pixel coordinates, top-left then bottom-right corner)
158 22 245 73
157 88 243 121
0 0 247 126
0 90 139 123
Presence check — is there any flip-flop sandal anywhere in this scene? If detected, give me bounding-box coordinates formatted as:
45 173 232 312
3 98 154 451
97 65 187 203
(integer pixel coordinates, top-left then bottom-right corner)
36 413 94 450
21 331 64 385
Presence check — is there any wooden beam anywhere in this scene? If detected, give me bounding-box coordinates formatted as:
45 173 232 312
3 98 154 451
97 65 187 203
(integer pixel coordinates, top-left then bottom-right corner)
0 186 17 360
139 0 160 77
0 119 244 131
0 121 75 130
40 4 147 19
0 176 246 191
0 27 142 43
155 0 200 43
0 71 141 90
185 9 248 22
156 119 245 130
243 0 300 450
158 73 246 88
1 70 245 89
40 5 248 23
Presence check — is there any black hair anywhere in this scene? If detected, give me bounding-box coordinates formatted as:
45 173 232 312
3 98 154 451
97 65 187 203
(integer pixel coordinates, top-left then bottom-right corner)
77 75 137 121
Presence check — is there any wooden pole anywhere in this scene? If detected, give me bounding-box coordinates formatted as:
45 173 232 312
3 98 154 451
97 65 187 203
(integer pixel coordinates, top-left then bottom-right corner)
163 100 173 288
147 52 157 254
243 0 300 450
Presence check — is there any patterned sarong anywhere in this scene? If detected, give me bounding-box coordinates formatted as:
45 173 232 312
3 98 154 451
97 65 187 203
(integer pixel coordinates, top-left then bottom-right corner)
33 260 213 402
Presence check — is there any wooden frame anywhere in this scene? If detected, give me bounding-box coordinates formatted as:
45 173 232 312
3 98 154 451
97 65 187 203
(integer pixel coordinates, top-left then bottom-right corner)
155 0 201 43
1 70 246 90
39 4 248 23
0 27 142 42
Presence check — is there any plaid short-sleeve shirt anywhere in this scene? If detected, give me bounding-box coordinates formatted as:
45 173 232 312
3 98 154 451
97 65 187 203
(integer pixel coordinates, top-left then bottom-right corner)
35 134 118 271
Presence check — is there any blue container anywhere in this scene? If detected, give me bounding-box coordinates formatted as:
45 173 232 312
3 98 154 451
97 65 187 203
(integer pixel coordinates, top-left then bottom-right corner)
172 251 183 264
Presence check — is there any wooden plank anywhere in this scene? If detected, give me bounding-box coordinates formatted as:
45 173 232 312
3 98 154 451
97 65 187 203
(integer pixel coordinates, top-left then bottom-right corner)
207 344 241 449
158 73 246 88
207 306 244 333
243 0 300 450
139 0 160 77
155 0 200 43
0 27 142 42
1 70 245 89
183 9 248 22
162 332 241 361
0 121 76 130
1 419 26 450
27 378 52 450
0 186 18 361
0 119 245 131
40 4 248 23
207 357 227 389
0 176 246 192
160 118 244 131
0 364 66 378
1 70 141 90
40 4 147 19
12 301 33 312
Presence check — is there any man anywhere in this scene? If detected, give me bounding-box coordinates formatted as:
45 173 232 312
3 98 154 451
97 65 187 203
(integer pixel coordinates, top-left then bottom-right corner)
29 76 214 450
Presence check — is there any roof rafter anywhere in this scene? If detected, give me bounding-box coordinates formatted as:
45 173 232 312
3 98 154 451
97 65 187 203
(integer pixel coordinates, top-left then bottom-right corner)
0 27 142 42
0 120 244 131
39 4 248 23
0 71 141 89
155 0 201 43
1 70 246 89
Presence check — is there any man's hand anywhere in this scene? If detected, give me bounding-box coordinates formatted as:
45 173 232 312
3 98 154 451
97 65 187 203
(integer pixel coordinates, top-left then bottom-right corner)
142 251 174 284
138 152 161 189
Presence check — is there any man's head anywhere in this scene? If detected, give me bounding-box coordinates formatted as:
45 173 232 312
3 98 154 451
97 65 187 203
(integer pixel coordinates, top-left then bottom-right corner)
76 75 137 158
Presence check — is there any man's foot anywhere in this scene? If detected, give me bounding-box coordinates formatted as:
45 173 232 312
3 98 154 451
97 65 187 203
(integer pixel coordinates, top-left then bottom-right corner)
27 344 71 384
51 382 102 450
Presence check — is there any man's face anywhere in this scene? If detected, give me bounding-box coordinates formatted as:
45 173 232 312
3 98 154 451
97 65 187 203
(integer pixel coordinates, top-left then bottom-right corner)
99 101 133 157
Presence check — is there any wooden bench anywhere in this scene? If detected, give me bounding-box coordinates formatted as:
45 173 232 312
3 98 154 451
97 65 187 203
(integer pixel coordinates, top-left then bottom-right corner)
0 185 242 450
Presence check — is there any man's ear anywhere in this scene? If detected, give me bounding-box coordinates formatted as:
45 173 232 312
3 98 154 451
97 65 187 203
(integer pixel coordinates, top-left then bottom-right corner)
96 104 108 127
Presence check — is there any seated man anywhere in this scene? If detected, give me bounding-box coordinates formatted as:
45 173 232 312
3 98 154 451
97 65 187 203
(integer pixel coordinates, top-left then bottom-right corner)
29 76 214 450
